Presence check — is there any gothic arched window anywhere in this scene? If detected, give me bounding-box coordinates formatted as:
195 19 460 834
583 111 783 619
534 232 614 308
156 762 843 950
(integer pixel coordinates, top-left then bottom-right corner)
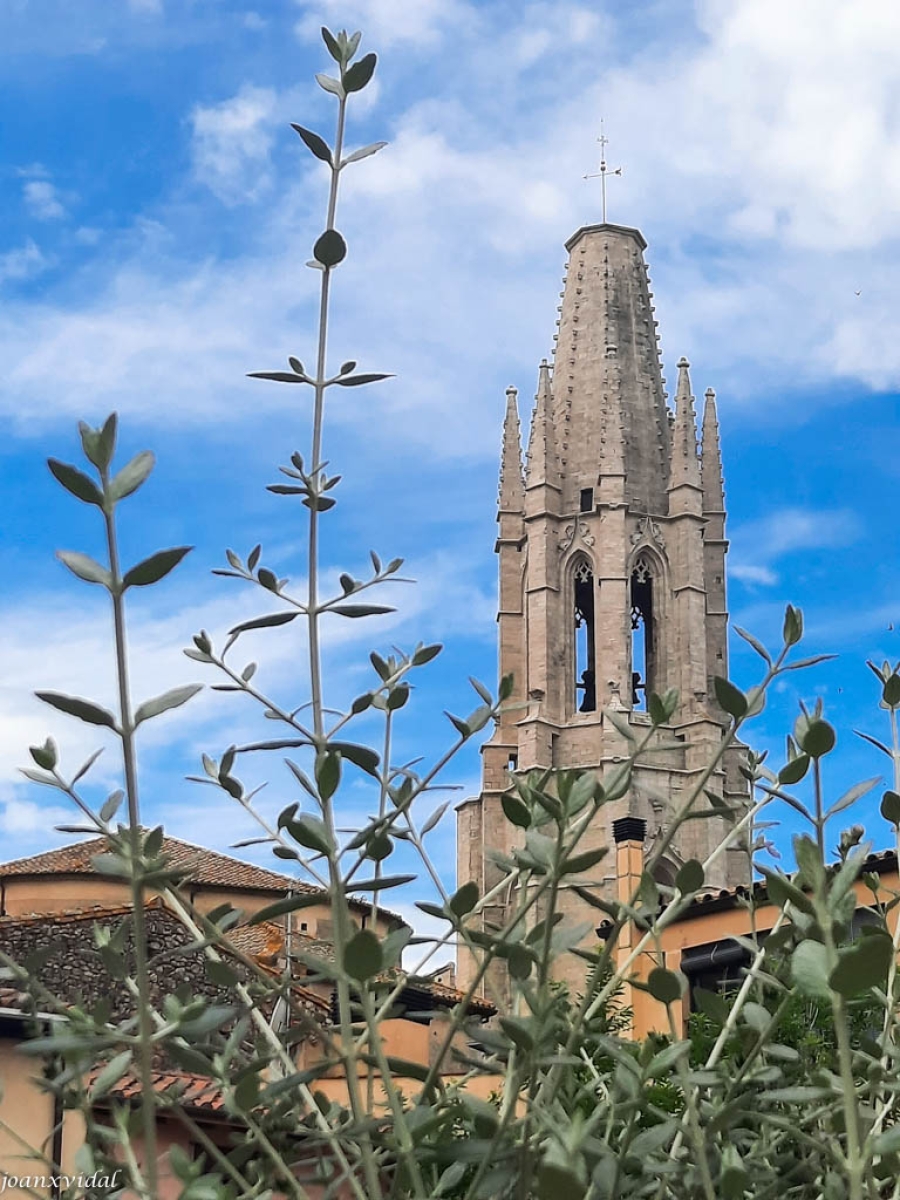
652 857 677 889
630 556 655 710
573 558 596 713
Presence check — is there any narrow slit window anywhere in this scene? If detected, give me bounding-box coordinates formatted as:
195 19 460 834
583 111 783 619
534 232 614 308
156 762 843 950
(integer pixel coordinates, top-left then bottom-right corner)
630 558 654 710
580 487 593 513
574 560 596 712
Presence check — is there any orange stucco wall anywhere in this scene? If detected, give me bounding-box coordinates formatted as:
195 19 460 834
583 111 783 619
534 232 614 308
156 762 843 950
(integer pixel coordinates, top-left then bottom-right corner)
0 1038 57 1195
623 866 900 1038
1 877 395 943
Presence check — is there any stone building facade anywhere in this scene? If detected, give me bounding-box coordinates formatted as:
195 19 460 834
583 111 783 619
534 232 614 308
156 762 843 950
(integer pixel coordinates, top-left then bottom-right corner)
457 221 751 994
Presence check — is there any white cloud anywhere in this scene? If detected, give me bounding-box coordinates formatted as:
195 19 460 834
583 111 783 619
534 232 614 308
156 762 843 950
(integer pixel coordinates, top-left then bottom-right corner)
23 179 66 220
737 507 860 559
242 11 267 30
294 0 476 49
0 790 73 837
730 563 777 588
0 547 491 863
730 507 861 587
0 239 49 286
190 84 280 203
4 0 900 452
129 0 163 13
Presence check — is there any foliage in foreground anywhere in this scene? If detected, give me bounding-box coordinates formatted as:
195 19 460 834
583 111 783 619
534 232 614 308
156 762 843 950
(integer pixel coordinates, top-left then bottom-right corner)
3 25 900 1200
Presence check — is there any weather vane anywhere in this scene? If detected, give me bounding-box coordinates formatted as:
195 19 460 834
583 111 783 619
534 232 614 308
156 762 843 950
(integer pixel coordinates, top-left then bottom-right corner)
583 120 622 224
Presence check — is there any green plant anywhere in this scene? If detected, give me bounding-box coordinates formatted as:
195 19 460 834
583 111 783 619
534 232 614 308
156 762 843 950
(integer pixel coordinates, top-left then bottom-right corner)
6 26 900 1200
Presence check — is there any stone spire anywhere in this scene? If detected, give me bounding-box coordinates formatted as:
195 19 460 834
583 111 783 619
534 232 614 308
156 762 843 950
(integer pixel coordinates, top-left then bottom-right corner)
668 357 702 492
700 387 725 513
498 385 525 514
596 347 626 505
525 359 560 493
552 223 669 514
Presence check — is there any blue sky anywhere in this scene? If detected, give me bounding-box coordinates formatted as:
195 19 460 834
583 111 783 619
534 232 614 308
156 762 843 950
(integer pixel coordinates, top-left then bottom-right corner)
2 0 900 940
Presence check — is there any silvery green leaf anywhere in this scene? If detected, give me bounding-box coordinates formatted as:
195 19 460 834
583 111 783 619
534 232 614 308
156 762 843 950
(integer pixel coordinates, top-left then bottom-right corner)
604 706 635 742
72 748 104 783
733 624 772 665
829 933 893 996
247 371 307 383
420 801 450 835
78 413 117 471
342 52 376 92
647 967 685 1005
291 123 333 165
123 546 191 589
313 229 347 267
344 929 382 981
826 775 879 818
36 691 118 730
334 372 393 387
315 72 344 96
134 684 202 727
100 790 124 822
342 141 387 165
109 450 154 501
48 459 103 507
321 26 342 62
89 1050 133 1101
228 611 300 636
20 768 57 786
29 738 57 770
790 940 830 998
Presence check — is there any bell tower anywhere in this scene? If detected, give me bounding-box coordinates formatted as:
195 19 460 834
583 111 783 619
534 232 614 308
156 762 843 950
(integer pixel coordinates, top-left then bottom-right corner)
456 222 750 992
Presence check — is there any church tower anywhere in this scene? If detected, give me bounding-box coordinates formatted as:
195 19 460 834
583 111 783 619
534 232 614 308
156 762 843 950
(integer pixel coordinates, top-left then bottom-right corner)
456 222 750 993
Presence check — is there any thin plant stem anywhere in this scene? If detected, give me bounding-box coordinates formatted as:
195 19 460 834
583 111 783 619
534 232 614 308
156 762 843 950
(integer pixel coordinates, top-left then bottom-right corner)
101 484 158 1200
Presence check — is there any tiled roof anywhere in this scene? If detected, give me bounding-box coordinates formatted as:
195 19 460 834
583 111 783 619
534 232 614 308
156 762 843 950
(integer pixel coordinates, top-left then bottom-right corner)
679 846 899 918
0 833 406 925
0 834 318 894
89 1068 226 1115
402 975 495 1016
255 930 495 1015
596 847 900 935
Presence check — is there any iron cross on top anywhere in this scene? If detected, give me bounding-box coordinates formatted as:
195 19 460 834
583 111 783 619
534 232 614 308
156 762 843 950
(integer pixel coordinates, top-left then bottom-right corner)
583 120 623 224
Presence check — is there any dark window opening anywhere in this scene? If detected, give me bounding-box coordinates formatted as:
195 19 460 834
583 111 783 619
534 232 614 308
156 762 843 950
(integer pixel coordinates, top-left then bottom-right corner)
580 488 594 513
508 753 518 771
574 560 596 712
652 859 676 889
682 938 752 1011
630 559 655 710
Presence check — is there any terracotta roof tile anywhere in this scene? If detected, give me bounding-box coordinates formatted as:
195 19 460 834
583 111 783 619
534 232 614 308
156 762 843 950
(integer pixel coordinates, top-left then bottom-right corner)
402 975 495 1015
0 835 318 894
88 1068 226 1114
0 834 406 925
595 847 900 934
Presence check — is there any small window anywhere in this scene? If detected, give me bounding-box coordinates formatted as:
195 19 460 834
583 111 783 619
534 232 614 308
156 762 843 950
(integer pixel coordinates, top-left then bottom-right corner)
580 488 593 513
508 753 518 771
